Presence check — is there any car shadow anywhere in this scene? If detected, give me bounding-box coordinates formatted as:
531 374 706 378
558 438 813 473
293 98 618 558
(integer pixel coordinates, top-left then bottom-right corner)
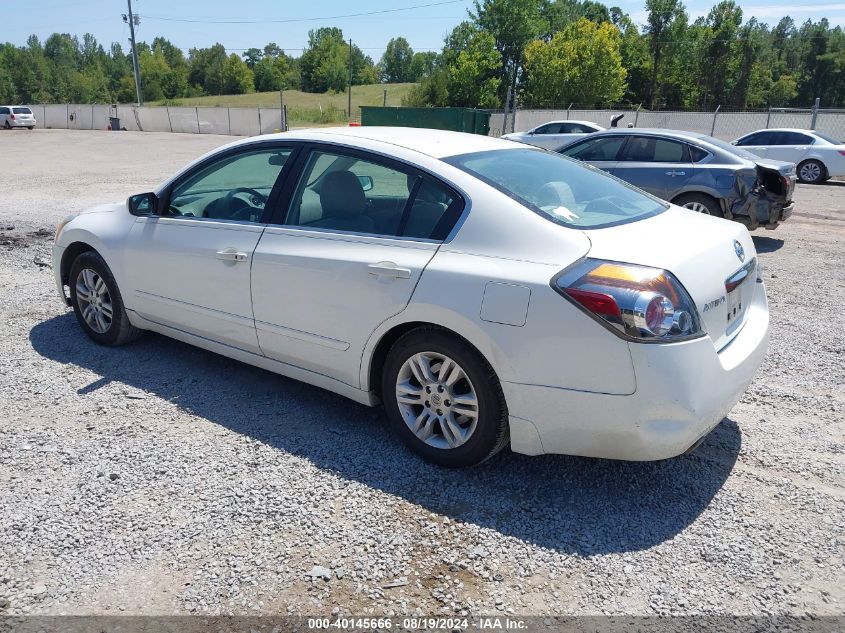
29 314 740 556
752 235 784 253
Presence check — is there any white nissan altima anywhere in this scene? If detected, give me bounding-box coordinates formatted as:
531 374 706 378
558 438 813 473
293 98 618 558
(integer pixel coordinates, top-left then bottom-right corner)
52 127 769 467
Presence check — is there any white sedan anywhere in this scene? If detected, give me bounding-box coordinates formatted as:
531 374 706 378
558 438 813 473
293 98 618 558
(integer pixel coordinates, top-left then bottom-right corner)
53 127 769 467
502 120 604 149
733 128 845 183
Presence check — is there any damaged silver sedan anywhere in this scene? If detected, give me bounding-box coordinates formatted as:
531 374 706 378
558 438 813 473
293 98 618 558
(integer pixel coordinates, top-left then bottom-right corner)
558 129 796 230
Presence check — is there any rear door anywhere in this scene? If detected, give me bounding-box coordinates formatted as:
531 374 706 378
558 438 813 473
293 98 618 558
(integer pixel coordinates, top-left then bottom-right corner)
251 145 465 387
612 135 694 200
763 131 813 163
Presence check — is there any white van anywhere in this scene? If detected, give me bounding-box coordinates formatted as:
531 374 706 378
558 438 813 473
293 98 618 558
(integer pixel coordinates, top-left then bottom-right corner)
0 106 37 129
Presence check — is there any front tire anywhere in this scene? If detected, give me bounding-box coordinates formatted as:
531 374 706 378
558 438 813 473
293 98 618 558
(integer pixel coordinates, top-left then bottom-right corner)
674 192 722 216
69 251 142 346
797 159 825 184
382 327 509 467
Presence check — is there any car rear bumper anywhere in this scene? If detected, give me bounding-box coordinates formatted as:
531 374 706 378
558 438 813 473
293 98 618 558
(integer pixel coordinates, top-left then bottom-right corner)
5 119 36 127
503 278 770 460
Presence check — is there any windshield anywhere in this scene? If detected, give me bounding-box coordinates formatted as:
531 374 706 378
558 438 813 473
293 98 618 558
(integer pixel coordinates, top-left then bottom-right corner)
445 148 666 229
12 107 31 114
814 132 842 144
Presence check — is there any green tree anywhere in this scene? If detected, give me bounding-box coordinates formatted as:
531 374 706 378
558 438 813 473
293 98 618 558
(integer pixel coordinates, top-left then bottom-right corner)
522 18 627 106
644 0 686 107
409 51 439 80
188 43 227 95
222 53 254 94
379 37 414 82
446 30 502 107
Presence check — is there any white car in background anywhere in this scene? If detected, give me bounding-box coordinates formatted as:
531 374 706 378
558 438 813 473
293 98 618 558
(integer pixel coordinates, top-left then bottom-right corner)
502 120 604 149
733 128 845 184
52 127 769 467
0 105 36 129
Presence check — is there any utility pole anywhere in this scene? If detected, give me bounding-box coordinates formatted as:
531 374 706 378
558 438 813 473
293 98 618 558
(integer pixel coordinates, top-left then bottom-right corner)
348 38 353 122
123 0 143 105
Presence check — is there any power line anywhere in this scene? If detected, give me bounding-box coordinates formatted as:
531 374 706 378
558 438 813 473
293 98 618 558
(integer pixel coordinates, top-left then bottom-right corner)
140 0 470 25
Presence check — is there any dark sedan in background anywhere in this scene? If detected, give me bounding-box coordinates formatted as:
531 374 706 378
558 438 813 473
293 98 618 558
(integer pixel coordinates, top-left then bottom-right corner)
558 129 796 230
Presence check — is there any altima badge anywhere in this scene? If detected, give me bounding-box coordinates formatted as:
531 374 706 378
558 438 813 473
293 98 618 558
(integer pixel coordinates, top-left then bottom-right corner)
734 240 745 262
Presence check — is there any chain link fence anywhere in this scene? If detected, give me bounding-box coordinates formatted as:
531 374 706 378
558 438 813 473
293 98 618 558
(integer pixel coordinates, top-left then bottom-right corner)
490 106 845 142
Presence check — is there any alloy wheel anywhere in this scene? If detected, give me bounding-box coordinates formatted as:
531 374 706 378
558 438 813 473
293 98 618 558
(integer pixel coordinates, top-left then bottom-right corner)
395 351 479 450
683 201 711 214
799 162 822 183
75 268 113 334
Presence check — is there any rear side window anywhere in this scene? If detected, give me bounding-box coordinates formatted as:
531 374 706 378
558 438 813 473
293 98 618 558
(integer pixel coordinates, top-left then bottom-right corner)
401 179 463 240
13 107 32 114
689 145 710 162
285 150 463 240
621 136 688 162
777 131 813 145
563 123 595 134
560 136 625 161
0 107 9 115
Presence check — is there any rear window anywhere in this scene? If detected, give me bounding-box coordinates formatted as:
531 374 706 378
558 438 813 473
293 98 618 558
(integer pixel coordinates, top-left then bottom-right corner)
700 135 760 161
445 148 666 230
13 107 31 114
813 132 842 144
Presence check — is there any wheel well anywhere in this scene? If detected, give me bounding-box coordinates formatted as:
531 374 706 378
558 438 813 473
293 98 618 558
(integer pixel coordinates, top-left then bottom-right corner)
60 242 98 285
366 321 490 399
670 191 724 214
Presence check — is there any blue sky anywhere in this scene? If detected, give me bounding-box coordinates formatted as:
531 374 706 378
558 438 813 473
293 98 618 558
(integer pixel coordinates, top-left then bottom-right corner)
5 0 845 57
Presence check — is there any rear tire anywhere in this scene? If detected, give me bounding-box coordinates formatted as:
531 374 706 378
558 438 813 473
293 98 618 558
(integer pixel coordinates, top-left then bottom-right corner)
797 159 825 184
674 192 721 217
3 121 10 130
27 126 34 130
382 327 509 468
69 251 143 346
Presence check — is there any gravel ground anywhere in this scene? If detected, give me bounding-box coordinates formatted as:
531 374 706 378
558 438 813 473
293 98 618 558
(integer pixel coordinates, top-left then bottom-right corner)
0 129 843 619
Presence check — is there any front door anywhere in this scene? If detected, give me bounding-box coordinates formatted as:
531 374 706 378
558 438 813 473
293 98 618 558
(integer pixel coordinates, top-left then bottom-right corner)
251 146 464 387
125 145 295 352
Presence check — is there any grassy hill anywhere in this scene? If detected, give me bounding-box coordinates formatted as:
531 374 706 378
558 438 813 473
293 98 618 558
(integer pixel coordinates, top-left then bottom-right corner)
151 83 417 125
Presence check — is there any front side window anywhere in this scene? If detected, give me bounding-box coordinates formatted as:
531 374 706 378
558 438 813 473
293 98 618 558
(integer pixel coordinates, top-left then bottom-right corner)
560 136 625 161
167 148 292 222
737 131 774 146
563 123 593 134
621 136 688 162
447 148 666 229
534 123 563 135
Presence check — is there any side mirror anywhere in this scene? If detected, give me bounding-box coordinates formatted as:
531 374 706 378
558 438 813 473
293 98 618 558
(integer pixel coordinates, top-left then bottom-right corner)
357 175 374 192
730 140 738 145
128 192 157 215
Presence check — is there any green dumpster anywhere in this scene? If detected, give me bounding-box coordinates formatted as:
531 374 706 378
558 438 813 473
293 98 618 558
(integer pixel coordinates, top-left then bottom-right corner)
361 106 491 135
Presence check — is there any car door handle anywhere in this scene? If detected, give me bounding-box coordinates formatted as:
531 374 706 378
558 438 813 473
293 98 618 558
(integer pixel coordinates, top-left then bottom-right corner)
665 170 686 176
367 261 411 279
216 249 249 262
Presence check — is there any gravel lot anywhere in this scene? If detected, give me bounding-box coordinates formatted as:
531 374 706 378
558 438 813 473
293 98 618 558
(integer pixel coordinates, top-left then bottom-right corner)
1 129 843 619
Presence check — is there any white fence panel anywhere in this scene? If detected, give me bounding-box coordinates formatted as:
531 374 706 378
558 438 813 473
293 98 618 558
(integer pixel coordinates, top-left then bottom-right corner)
229 107 260 136
136 107 172 133
259 108 283 135
92 105 111 130
24 105 46 126
196 107 231 135
67 104 93 130
814 113 845 141
43 105 68 129
115 106 141 131
168 107 199 134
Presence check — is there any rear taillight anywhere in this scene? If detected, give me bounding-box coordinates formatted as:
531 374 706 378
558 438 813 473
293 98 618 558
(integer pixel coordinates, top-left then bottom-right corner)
838 150 845 157
553 259 704 342
9 114 14 120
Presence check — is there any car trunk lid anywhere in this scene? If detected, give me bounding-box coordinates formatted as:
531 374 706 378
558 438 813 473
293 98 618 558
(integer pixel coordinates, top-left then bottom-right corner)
583 206 758 350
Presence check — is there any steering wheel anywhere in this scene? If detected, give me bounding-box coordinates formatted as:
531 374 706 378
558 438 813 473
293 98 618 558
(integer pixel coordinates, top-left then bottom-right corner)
226 187 267 208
